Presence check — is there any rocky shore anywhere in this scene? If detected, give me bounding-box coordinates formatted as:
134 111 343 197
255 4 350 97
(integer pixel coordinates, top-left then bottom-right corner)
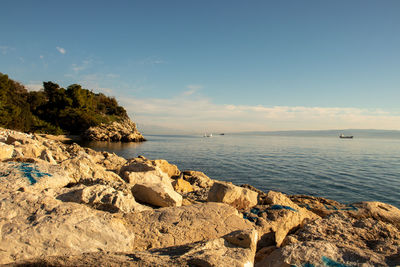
83 118 146 142
0 127 399 266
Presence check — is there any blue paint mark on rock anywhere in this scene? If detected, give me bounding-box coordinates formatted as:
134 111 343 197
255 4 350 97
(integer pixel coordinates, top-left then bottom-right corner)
290 257 351 267
268 204 298 212
340 204 358 211
299 203 358 212
322 256 351 267
250 207 260 215
243 212 257 222
1 163 52 185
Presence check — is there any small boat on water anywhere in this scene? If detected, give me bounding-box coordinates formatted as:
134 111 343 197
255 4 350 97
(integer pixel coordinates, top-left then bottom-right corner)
339 134 353 139
203 133 213 137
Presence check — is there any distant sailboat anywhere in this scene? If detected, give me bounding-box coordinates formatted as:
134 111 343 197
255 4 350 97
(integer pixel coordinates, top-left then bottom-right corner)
339 134 353 139
203 133 213 137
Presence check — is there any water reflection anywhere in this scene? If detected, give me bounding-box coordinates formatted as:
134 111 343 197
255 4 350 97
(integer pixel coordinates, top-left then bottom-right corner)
79 140 144 152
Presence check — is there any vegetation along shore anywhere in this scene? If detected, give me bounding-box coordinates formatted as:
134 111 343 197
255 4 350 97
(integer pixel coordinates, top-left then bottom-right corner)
0 73 145 142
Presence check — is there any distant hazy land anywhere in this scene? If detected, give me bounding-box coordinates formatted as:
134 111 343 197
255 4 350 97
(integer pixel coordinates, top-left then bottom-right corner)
231 129 400 139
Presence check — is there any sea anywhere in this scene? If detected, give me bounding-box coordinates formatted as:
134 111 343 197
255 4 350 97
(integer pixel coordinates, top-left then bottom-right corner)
83 133 400 208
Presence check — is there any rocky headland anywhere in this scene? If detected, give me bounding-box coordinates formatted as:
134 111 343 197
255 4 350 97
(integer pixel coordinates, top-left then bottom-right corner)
83 118 146 142
0 127 399 266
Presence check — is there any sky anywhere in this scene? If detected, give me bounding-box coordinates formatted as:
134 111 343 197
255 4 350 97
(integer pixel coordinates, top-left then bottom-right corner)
1 0 400 134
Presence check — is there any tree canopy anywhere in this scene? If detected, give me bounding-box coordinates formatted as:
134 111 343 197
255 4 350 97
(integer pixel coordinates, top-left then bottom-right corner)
0 73 129 135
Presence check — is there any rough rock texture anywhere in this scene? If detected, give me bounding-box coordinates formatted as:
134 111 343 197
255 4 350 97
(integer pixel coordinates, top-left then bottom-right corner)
123 202 254 251
172 178 193 193
11 234 257 266
83 118 145 142
257 212 400 267
57 184 150 213
290 194 356 217
208 181 258 210
60 153 125 184
252 191 319 248
119 156 180 180
352 201 400 230
0 142 14 160
0 161 72 192
119 157 183 207
182 170 214 189
153 159 180 178
0 191 135 264
132 181 183 207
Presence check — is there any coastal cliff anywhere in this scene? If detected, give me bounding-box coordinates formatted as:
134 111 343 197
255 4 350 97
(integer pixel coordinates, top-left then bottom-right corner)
0 127 399 266
83 118 146 142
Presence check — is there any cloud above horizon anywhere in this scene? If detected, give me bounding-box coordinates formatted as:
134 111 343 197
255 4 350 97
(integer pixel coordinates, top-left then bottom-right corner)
183 84 202 96
120 93 400 133
25 82 43 91
0 46 14 55
56 46 66 54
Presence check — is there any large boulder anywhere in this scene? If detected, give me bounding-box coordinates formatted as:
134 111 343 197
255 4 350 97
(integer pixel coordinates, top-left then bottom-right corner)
13 142 45 158
99 151 127 172
119 157 179 180
123 202 255 251
131 178 183 207
0 142 14 160
0 161 72 192
152 159 180 178
182 170 214 189
60 153 125 184
12 231 258 266
0 191 135 264
351 201 400 230
172 178 193 193
120 158 182 207
4 130 35 145
41 139 70 163
257 212 400 267
57 184 150 213
290 194 357 217
255 191 319 248
208 181 258 210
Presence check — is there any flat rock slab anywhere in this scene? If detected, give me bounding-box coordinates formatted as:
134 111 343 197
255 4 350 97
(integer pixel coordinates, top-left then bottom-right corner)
258 212 400 266
10 236 256 267
0 161 71 192
123 202 255 251
208 181 258 210
0 191 134 264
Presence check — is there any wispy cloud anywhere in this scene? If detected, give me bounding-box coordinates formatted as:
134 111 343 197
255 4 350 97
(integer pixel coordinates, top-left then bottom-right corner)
106 73 120 78
119 93 400 133
138 56 166 65
56 46 66 54
78 73 114 95
71 59 91 73
0 46 14 55
26 82 43 91
183 84 202 96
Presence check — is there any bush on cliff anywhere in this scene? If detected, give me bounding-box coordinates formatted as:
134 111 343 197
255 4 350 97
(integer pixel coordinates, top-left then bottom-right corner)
0 72 129 135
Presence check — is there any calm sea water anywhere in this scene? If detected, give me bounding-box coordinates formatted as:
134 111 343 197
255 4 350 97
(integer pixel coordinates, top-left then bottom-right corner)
84 134 400 208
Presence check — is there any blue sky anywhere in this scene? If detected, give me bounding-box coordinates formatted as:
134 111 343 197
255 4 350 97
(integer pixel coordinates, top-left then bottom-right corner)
1 0 400 133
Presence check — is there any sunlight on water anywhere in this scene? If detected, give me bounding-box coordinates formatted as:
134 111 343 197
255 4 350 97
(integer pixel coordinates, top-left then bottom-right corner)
84 135 400 208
